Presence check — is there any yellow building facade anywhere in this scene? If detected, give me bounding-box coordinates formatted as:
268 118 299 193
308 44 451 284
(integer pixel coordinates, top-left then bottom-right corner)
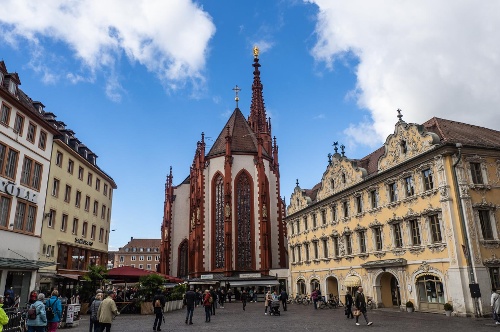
38 118 116 292
286 115 500 316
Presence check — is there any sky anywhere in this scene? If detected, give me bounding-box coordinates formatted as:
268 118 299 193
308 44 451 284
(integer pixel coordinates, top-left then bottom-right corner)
1 0 500 251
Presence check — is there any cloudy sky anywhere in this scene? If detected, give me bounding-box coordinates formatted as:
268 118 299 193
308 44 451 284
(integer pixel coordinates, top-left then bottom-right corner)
1 0 499 250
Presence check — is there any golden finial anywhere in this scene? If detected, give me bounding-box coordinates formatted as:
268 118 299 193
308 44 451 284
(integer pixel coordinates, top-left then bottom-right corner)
253 46 259 58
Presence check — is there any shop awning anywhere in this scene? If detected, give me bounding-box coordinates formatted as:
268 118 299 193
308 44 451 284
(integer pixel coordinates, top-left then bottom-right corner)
0 257 56 270
344 275 361 287
228 280 280 287
57 274 81 280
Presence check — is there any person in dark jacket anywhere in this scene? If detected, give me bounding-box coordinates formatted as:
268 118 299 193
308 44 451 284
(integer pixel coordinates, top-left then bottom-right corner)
152 290 166 331
89 292 103 332
354 287 372 326
241 290 248 311
345 291 354 319
184 286 196 325
209 287 216 315
280 289 288 311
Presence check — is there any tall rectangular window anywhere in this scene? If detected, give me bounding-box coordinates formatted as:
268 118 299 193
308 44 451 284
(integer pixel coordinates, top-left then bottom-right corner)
67 159 74 174
13 114 24 136
313 241 319 259
343 201 349 218
321 210 326 225
95 178 101 191
422 169 434 191
104 183 108 196
345 234 352 255
82 222 88 237
410 219 421 245
26 122 36 143
72 218 78 234
305 243 310 261
101 205 106 219
393 223 403 248
356 196 362 214
374 227 383 250
470 163 483 184
0 195 11 228
322 238 328 258
91 225 96 240
47 209 55 228
55 151 63 167
0 103 11 126
304 216 308 230
404 176 415 197
312 214 317 228
52 179 60 197
38 131 47 150
84 196 90 211
332 205 337 221
61 214 68 232
389 182 398 202
292 247 296 263
93 200 98 215
479 210 493 240
14 202 36 233
20 157 42 190
370 190 379 209
333 236 339 257
78 166 84 180
297 219 301 233
359 231 366 253
0 144 19 179
64 185 71 203
297 246 302 262
87 173 93 186
75 191 81 208
429 214 442 243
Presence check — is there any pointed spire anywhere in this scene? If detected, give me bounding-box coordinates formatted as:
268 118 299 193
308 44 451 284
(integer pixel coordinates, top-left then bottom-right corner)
232 85 241 108
248 46 268 135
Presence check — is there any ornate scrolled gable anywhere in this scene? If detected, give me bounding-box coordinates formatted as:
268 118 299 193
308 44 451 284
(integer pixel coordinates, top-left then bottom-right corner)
316 156 367 201
287 185 312 215
378 121 440 172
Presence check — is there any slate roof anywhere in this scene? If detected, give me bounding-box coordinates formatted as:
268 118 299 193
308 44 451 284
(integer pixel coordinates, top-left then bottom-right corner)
299 117 500 203
121 238 161 250
206 108 269 158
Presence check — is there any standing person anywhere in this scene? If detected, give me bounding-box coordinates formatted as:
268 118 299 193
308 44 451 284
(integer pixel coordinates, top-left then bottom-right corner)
491 288 500 324
27 293 47 332
97 290 119 332
203 290 212 323
264 291 272 315
280 289 288 311
345 291 354 319
89 293 103 332
249 289 254 303
0 295 9 331
311 288 319 309
152 290 166 331
46 290 63 332
241 290 248 311
184 286 196 325
227 288 233 303
219 289 225 309
354 286 372 326
209 287 216 315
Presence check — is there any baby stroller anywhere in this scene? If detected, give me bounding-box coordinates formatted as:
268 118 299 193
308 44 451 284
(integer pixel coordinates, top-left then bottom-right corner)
269 300 280 316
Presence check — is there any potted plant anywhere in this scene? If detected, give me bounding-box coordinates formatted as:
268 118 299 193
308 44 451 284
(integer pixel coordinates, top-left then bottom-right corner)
405 300 414 312
444 302 453 316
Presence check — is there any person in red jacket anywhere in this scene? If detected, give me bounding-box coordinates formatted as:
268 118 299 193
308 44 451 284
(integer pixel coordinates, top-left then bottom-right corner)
203 290 212 323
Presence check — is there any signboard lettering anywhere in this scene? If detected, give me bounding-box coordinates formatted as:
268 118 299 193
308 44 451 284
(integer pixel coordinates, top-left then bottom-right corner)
75 238 93 246
0 178 37 203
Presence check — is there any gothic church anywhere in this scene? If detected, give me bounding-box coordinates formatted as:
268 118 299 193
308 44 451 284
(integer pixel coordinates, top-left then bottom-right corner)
160 48 287 280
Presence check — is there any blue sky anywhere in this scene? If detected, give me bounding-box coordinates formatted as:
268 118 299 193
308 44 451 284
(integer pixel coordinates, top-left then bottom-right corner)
1 1 499 250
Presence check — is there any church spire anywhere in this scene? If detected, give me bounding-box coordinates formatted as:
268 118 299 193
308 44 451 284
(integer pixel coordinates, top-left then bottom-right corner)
248 46 269 136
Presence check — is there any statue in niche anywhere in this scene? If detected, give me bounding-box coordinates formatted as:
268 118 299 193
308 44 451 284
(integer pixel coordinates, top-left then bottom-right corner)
225 202 231 218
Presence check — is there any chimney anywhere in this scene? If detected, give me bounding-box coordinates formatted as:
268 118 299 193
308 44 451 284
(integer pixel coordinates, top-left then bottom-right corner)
131 236 133 241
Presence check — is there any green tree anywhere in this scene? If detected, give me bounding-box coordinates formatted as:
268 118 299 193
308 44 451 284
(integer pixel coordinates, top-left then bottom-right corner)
137 274 167 301
79 265 108 302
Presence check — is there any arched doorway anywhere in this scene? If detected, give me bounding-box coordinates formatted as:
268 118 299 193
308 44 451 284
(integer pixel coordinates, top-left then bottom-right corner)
310 278 320 294
378 272 401 308
416 274 445 311
297 279 306 296
325 276 339 298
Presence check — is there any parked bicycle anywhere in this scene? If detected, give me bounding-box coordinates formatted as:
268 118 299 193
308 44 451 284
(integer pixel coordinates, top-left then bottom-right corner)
302 295 312 305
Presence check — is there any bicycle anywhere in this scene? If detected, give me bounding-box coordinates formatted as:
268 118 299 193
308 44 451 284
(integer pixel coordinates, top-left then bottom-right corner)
318 298 335 309
302 296 311 305
366 297 374 310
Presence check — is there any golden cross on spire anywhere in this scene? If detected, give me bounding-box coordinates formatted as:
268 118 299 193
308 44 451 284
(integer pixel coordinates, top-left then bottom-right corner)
232 85 241 108
253 46 259 58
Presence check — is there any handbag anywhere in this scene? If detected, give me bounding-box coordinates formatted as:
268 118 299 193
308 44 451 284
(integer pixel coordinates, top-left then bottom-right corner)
353 309 361 317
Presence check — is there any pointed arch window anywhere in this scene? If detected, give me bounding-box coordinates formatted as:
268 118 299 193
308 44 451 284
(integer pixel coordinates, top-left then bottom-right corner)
214 174 225 269
236 172 252 270
178 240 188 278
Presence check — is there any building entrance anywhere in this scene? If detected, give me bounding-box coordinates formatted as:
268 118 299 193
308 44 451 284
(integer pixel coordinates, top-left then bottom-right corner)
378 272 401 307
325 276 339 298
416 274 445 311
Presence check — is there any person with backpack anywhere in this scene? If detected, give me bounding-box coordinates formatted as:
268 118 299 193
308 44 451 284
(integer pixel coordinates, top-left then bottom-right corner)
203 290 212 323
89 292 103 332
27 293 47 332
46 290 63 332
152 290 166 331
0 295 10 332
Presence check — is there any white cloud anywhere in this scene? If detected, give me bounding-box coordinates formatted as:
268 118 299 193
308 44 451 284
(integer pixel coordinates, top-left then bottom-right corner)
0 0 216 99
313 114 326 120
307 0 500 144
251 40 274 54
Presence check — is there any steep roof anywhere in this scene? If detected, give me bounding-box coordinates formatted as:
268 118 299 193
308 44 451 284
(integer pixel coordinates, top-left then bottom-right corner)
207 108 268 158
122 238 161 249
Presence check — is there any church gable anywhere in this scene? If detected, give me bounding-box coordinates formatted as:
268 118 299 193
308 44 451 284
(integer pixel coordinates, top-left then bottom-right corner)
378 118 440 172
287 184 314 215
316 155 367 201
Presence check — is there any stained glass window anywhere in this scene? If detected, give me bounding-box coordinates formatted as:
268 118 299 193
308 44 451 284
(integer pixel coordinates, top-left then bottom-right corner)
214 175 225 268
179 240 188 278
236 172 252 270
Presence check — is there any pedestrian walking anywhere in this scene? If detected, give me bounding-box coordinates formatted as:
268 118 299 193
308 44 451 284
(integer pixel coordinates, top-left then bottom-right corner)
152 289 166 331
311 288 319 309
249 289 254 303
0 295 9 331
491 288 500 325
46 290 63 332
203 290 212 323
89 293 103 332
354 287 372 326
264 291 272 315
228 289 233 303
209 287 216 315
27 293 47 332
241 290 248 311
184 286 196 325
98 290 120 332
219 289 225 308
345 291 354 319
280 289 288 311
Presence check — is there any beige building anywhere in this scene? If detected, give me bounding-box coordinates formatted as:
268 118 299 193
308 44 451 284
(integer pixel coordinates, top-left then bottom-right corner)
114 238 161 271
38 115 117 292
286 114 500 316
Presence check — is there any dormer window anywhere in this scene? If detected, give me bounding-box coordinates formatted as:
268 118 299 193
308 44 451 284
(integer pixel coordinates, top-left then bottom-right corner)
8 80 16 95
0 72 3 85
342 173 346 184
401 140 407 154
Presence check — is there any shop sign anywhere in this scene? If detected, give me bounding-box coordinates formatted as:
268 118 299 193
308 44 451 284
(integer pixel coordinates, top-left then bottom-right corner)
201 274 214 280
75 238 93 246
0 178 37 203
240 273 261 278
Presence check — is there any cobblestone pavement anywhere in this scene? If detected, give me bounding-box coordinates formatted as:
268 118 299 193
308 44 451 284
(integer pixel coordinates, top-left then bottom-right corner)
69 302 499 332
